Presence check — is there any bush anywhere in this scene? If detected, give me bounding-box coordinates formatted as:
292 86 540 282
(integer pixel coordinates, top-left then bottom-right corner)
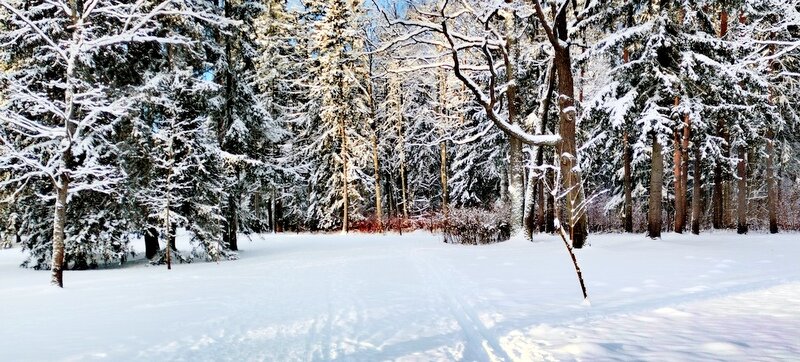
441 206 511 245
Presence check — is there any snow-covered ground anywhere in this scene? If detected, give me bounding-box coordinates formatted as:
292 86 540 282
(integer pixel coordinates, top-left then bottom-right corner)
0 231 798 361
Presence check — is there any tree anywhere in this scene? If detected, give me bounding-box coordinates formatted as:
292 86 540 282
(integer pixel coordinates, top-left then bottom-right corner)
0 0 226 287
302 0 372 232
376 0 562 239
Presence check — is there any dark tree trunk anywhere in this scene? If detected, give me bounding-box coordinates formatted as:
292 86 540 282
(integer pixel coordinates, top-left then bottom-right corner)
227 195 238 251
737 146 748 234
622 49 633 233
648 134 663 239
681 116 690 231
673 129 685 233
145 227 160 259
691 144 703 235
766 130 778 233
623 132 633 233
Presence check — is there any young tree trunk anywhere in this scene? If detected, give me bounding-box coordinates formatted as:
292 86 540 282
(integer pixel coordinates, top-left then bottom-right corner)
50 176 69 287
437 65 449 217
691 144 703 235
681 116 690 231
397 99 409 222
145 227 160 259
737 146 748 234
371 132 382 231
523 166 537 240
537 59 556 234
227 195 238 251
440 140 448 216
340 117 349 233
712 10 729 230
368 57 382 232
623 131 633 232
766 130 778 233
648 134 663 239
536 151 546 232
400 161 409 221
546 153 556 233
270 188 277 233
712 119 726 229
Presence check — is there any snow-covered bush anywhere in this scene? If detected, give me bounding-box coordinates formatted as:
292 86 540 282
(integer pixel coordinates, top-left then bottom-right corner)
442 206 511 245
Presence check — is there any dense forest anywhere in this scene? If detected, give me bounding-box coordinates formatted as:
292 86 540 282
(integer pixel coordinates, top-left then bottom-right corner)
1 0 798 287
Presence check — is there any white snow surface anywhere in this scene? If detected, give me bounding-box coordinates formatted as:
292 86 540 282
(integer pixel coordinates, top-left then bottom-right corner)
1 231 799 361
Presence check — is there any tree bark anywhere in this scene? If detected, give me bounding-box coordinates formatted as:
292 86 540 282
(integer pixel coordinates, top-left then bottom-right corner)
397 97 409 221
550 6 587 248
648 134 663 239
367 55 382 232
736 146 748 234
145 227 159 259
766 130 778 233
673 129 684 233
681 116 690 231
712 119 727 229
623 131 633 232
438 67 449 217
691 143 703 235
227 195 238 250
50 176 68 287
502 12 525 234
340 116 349 233
440 140 448 216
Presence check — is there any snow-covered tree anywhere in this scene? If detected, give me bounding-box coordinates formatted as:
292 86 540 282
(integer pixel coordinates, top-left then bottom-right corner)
302 0 372 232
0 0 226 287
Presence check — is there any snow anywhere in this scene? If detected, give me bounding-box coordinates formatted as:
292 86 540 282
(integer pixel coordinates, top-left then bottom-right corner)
1 231 799 361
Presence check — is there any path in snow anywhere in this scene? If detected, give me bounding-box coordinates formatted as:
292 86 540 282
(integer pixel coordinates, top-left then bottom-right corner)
0 231 798 361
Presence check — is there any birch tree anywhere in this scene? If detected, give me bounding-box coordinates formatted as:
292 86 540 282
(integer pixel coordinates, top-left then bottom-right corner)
0 0 227 287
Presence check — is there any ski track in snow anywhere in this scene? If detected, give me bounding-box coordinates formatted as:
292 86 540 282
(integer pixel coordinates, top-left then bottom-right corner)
0 231 798 361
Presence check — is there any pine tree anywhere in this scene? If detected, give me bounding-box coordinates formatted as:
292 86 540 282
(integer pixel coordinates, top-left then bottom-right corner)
303 0 371 231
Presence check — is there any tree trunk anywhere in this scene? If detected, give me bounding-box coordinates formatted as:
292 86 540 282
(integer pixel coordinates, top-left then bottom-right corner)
340 116 349 233
648 134 663 239
553 46 588 247
538 59 556 234
52 8 80 286
736 146 748 234
691 144 703 235
673 128 684 233
371 132 382 231
50 176 69 287
523 166 536 239
437 64 449 217
400 160 409 221
536 153 546 232
713 10 729 230
502 12 525 235
227 195 238 250
712 119 726 229
623 131 633 232
368 57 382 232
397 99 409 222
681 116 690 232
440 140 448 216
546 153 556 233
766 130 778 233
145 227 159 259
550 8 588 248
